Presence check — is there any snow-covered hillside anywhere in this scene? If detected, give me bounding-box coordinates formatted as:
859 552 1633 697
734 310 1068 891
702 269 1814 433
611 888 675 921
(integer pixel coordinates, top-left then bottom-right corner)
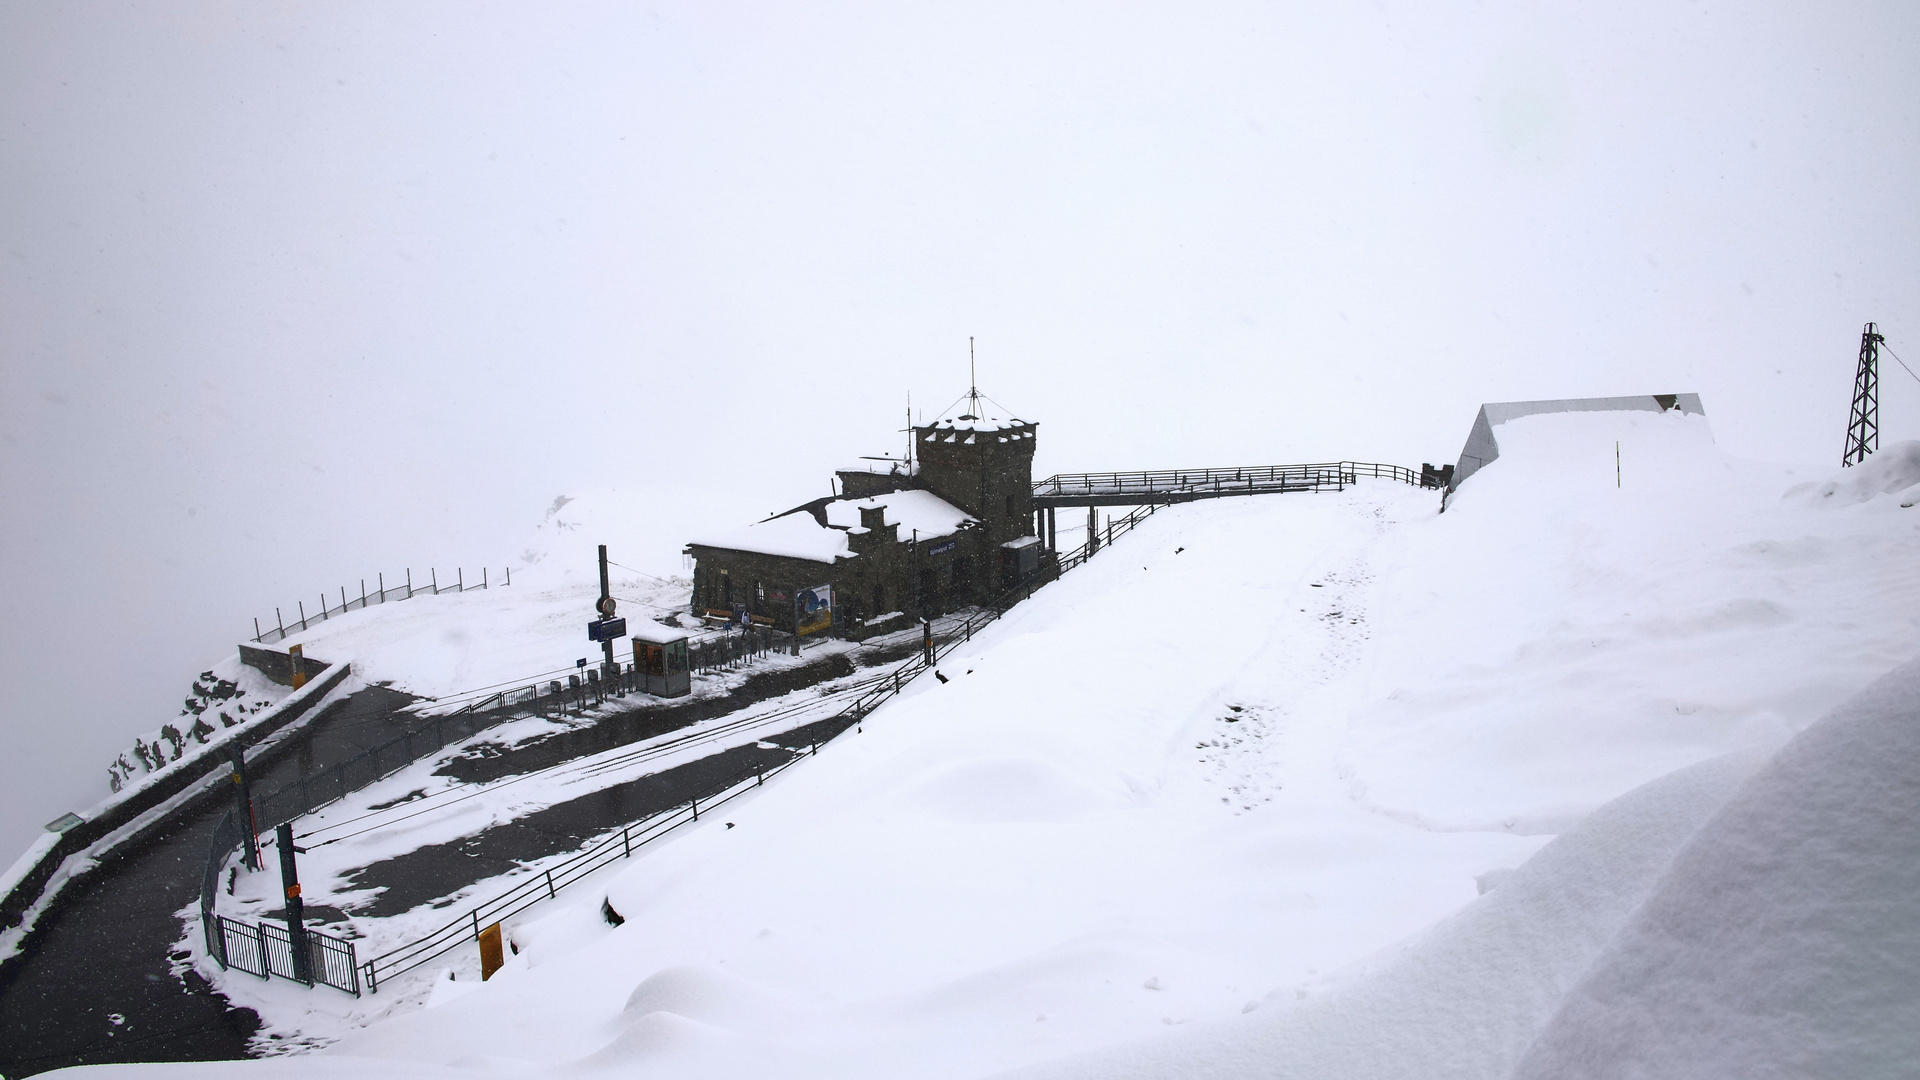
62 411 1920 1078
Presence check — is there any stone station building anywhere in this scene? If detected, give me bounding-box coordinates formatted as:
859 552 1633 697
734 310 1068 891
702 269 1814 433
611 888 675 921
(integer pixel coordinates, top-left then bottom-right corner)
685 410 1043 637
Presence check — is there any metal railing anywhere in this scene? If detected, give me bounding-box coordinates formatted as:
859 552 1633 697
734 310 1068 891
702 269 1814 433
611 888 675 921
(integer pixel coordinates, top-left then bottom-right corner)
358 745 822 991
1033 460 1422 502
253 566 510 645
207 912 361 996
689 627 779 673
200 809 362 996
253 708 512 829
1051 500 1166 575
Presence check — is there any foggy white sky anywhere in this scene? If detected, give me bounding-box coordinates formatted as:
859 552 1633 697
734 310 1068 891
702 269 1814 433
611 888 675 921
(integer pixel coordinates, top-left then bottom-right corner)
2 1 1915 861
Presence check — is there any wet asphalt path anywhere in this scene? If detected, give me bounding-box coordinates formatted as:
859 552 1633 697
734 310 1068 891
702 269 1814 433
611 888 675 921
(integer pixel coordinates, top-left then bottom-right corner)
439 634 927 786
0 645 896 1076
344 714 854 917
0 684 418 1077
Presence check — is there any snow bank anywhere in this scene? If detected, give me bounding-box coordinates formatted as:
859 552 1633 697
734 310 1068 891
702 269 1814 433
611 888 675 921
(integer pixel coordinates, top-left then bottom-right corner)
1783 440 1920 509
1013 653 1920 1080
1348 407 1920 834
1001 748 1769 1080
1512 656 1920 1080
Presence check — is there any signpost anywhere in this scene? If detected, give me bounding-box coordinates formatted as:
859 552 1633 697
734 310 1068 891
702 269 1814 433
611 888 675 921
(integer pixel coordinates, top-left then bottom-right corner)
595 545 617 677
587 617 627 642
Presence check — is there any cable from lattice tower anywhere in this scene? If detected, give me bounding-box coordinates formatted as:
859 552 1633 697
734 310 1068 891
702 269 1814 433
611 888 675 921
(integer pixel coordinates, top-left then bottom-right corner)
1842 321 1885 467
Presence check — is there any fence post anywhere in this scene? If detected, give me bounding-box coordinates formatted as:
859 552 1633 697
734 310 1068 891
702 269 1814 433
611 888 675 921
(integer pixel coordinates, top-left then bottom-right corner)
379 573 385 602
320 594 328 621
276 608 285 638
483 567 488 590
254 617 262 643
623 826 631 857
691 797 698 820
545 870 556 899
298 601 307 631
406 568 413 599
254 922 270 980
458 567 464 591
431 568 438 594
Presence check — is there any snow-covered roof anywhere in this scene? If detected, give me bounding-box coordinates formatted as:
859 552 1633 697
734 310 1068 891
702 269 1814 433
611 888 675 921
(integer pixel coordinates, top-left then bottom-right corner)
823 489 974 538
628 620 691 645
922 413 1033 436
690 512 853 564
1453 394 1705 488
691 489 975 564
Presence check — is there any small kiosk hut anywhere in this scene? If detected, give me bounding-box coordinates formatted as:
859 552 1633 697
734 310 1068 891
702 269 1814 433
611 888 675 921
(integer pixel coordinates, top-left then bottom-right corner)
630 622 691 698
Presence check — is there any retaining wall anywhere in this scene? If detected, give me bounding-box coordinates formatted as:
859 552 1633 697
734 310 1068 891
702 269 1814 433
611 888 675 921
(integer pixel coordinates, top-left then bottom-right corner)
0 653 351 964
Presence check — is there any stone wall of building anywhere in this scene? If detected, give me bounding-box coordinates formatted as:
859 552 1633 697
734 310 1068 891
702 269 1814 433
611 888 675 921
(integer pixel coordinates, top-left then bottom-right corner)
688 408 1040 635
688 518 989 631
914 419 1037 547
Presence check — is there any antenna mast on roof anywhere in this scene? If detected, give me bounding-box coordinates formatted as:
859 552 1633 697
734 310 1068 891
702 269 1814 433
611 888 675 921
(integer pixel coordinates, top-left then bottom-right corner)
963 337 983 420
1843 322 1884 467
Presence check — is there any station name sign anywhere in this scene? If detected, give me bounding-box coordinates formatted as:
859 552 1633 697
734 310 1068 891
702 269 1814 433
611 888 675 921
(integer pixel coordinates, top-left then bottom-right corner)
926 540 958 556
587 617 627 642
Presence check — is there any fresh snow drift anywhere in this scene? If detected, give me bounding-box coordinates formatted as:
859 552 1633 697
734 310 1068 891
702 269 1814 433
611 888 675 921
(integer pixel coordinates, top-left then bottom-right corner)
1511 656 1920 1080
53 410 1920 1079
1784 438 1920 508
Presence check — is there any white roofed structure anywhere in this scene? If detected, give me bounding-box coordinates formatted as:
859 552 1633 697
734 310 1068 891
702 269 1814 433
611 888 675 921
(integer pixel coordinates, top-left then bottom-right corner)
691 490 977 566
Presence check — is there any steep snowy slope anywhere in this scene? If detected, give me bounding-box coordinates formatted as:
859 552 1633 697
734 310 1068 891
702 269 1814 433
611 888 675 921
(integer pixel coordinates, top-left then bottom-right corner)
56 413 1920 1079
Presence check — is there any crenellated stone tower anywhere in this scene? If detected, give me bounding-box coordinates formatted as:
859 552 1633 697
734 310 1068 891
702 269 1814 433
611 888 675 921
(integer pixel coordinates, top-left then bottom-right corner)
914 407 1037 547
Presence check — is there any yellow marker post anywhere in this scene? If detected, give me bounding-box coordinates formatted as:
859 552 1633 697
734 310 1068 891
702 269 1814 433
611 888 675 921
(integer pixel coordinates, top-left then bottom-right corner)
478 922 505 981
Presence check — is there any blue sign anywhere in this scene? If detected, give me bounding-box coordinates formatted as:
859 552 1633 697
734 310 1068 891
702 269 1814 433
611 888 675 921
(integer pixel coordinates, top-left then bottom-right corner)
588 617 627 642
927 540 958 557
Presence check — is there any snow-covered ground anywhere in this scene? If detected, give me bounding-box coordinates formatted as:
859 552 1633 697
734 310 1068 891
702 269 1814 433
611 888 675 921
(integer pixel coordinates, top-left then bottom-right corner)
62 410 1920 1078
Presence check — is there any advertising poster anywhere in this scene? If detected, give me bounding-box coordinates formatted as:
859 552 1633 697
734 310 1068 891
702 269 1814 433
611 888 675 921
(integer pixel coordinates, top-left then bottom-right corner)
795 583 833 636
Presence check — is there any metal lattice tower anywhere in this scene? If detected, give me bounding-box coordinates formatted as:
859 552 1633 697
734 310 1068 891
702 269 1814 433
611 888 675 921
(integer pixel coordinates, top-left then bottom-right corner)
1842 321 1885 467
